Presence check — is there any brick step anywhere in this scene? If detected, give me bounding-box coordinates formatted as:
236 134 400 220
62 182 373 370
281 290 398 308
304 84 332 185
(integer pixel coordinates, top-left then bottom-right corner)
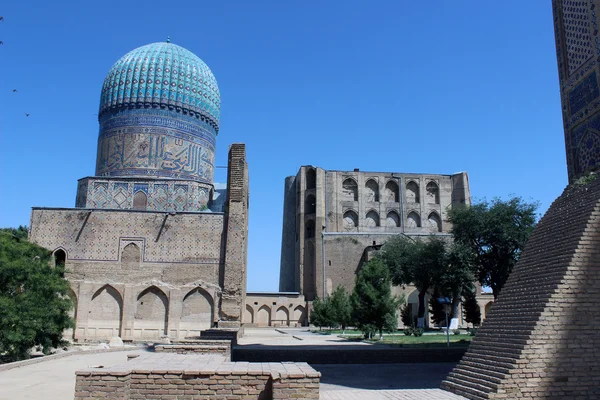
469 340 525 352
464 347 522 361
461 354 516 370
440 378 492 400
458 363 507 380
459 359 511 375
468 343 524 356
447 370 500 391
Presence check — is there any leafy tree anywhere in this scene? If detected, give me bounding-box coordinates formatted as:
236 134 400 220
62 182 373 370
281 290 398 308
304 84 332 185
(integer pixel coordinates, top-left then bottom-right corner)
0 226 28 240
379 236 447 327
400 302 412 328
449 197 538 300
0 230 74 361
428 289 447 326
462 288 482 327
351 258 400 340
310 296 335 330
329 285 353 334
436 242 477 319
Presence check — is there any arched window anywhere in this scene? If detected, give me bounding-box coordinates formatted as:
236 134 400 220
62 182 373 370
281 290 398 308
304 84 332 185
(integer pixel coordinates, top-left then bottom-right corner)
386 211 401 227
342 178 358 201
407 211 421 228
406 181 420 203
365 210 380 227
385 181 399 202
343 210 358 230
53 249 66 268
427 212 442 232
305 219 315 239
365 179 379 202
305 194 316 214
305 168 316 190
426 181 440 204
133 191 147 210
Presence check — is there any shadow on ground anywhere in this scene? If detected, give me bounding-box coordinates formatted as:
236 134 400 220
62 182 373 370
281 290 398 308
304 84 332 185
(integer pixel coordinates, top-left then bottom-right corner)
312 363 458 390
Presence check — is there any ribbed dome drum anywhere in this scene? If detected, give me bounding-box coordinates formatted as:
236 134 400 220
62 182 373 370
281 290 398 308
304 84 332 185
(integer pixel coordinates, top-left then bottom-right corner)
95 41 219 185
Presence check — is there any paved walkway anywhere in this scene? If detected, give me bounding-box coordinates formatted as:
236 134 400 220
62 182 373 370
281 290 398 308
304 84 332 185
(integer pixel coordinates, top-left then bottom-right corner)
0 350 466 399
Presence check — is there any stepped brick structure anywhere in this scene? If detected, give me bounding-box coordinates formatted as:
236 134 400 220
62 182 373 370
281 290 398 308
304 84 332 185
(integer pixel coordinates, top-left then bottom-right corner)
441 175 600 398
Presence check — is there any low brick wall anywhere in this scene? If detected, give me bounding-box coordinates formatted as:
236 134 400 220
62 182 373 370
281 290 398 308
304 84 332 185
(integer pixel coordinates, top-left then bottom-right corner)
155 341 231 359
74 354 319 400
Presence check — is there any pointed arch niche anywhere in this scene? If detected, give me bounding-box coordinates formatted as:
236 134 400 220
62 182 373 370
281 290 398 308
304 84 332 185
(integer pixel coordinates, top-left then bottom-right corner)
426 181 440 204
385 180 399 202
365 210 380 227
365 179 379 202
427 212 442 232
133 191 148 210
406 211 421 229
386 211 401 227
133 286 168 339
89 285 122 339
342 178 358 201
406 181 420 203
179 287 213 337
343 210 359 231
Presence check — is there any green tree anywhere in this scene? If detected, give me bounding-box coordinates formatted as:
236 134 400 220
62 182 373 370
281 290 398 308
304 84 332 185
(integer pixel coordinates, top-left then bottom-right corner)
428 289 446 326
436 242 477 319
462 287 482 326
448 197 538 300
379 236 447 327
351 258 400 340
329 285 353 334
0 230 74 361
310 296 335 330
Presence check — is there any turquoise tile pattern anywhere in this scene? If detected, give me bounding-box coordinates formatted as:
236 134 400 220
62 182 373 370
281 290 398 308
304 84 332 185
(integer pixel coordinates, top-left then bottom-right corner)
99 41 220 131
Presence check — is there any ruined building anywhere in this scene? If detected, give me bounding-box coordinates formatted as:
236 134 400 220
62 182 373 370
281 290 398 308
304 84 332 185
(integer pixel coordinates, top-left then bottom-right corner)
244 166 494 328
28 41 249 341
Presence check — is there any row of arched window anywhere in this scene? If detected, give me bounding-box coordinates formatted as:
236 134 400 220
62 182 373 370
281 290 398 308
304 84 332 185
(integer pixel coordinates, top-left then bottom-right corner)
340 209 442 232
341 178 440 204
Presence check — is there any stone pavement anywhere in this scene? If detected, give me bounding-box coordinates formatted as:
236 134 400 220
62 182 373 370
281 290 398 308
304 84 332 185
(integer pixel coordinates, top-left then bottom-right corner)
317 363 466 399
0 348 466 400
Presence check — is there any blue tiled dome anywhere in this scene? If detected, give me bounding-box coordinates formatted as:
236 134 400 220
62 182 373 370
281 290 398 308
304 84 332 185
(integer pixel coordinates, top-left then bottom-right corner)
99 41 220 131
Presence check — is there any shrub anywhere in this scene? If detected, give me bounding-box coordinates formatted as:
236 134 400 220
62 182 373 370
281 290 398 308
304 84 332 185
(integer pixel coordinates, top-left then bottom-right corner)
412 327 424 337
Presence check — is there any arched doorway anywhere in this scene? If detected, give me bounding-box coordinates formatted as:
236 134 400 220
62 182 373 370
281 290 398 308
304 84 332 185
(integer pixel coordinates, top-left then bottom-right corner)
275 306 289 327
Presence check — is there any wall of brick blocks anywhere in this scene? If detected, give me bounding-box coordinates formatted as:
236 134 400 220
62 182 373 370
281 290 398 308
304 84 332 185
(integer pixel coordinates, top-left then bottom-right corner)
155 341 231 359
74 356 320 400
441 178 600 399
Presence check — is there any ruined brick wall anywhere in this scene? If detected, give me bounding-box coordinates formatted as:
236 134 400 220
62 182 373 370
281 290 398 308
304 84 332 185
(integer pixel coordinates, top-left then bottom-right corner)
441 178 600 399
29 209 224 341
285 166 471 300
219 143 249 328
154 343 231 358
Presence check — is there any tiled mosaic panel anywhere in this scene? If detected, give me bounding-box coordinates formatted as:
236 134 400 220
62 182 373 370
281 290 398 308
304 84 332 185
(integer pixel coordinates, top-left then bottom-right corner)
577 130 600 172
29 209 224 263
568 70 600 114
99 42 220 131
96 128 215 184
78 178 210 211
562 0 595 75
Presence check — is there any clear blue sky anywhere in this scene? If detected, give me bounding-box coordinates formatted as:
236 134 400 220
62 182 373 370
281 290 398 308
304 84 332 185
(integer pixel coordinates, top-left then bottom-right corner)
0 1 566 292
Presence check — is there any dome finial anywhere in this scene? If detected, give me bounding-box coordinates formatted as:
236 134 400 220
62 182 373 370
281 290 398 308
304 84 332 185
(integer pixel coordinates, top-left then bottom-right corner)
166 36 171 43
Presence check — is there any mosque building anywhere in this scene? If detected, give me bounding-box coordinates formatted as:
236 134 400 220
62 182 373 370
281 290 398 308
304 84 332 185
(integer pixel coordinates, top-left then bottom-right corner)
28 40 249 341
